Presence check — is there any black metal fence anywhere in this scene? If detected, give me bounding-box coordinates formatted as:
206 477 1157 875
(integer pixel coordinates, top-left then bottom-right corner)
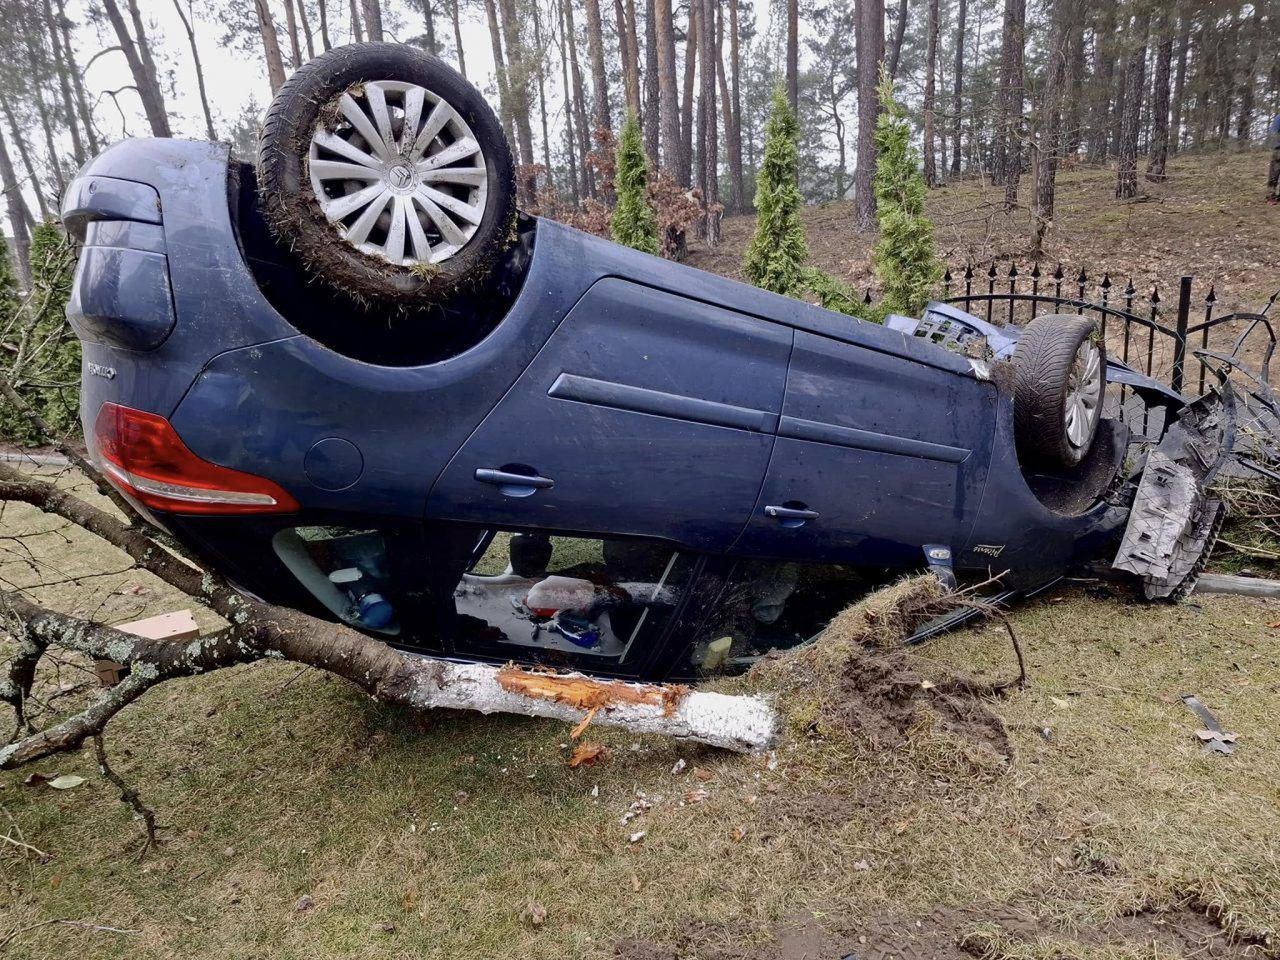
935 264 1279 439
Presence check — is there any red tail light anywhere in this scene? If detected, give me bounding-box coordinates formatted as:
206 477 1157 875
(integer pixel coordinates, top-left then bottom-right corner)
93 402 298 515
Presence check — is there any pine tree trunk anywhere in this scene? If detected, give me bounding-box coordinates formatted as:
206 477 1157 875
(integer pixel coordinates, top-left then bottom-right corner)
726 0 744 208
1 98 50 222
714 0 742 212
1087 8 1115 162
57 0 99 154
617 0 642 118
698 0 720 244
950 0 966 174
786 0 798 116
296 0 316 59
319 0 333 50
1234 16 1257 142
349 0 365 42
1146 11 1172 181
172 0 217 140
1169 12 1190 155
1062 14 1085 156
498 0 536 189
283 0 304 68
1115 10 1149 200
20 24 69 196
361 0 384 40
124 0 170 134
558 0 581 206
992 0 1017 184
450 0 466 76
483 0 516 157
562 0 595 197
996 0 1025 206
0 128 32 287
422 0 438 55
531 0 553 176
100 0 171 137
1110 36 1129 156
254 0 288 93
585 0 612 137
854 0 884 232
42 0 85 166
923 0 938 187
1032 0 1077 256
887 0 908 79
644 0 660 160
656 0 680 171
679 0 697 186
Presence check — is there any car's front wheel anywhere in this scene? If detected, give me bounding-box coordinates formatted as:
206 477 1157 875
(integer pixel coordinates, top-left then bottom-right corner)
1012 315 1106 469
257 42 517 311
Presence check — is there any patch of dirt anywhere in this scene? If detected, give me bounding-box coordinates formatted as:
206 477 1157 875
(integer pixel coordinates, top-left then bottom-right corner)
823 647 1013 760
750 576 1014 762
614 904 1269 960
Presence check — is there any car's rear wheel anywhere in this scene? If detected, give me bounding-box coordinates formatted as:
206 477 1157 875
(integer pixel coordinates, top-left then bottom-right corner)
1012 315 1106 469
257 43 517 310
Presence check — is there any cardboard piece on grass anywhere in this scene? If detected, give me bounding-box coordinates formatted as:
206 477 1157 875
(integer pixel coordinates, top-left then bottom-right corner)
95 609 200 688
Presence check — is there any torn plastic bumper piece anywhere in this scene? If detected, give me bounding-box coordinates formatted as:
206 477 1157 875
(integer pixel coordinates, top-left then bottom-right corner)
1111 387 1237 600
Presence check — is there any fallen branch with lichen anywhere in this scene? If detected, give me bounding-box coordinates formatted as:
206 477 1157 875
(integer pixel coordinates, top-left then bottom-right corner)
0 450 777 767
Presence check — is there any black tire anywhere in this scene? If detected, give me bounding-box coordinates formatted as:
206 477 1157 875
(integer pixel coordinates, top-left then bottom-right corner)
1012 315 1106 469
257 43 517 311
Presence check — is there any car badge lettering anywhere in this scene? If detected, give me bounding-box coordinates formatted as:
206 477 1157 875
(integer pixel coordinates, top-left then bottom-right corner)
973 544 1005 558
87 362 116 380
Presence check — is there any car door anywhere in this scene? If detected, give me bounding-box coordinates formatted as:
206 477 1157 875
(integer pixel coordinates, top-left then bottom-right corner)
426 278 793 553
732 330 997 566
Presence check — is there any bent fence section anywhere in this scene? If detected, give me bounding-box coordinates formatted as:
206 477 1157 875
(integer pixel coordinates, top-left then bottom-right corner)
930 264 1278 440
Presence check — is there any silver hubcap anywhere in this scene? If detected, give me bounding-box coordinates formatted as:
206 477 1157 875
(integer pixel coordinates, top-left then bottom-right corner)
1065 340 1103 450
307 80 489 267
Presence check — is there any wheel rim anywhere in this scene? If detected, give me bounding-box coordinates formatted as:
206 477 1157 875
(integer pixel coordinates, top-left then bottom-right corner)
1064 339 1103 450
307 80 489 267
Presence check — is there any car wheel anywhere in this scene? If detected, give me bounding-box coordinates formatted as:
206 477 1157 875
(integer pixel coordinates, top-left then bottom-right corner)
1012 315 1106 469
257 42 517 310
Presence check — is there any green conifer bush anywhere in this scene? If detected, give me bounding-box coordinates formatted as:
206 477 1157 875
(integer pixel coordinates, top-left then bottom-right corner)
610 113 660 255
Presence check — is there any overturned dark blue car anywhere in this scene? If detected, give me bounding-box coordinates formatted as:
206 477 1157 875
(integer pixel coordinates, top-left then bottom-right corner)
61 44 1239 683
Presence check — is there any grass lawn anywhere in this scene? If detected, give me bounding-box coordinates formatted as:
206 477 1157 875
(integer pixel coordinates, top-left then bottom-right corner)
2 474 1279 958
5 145 1280 958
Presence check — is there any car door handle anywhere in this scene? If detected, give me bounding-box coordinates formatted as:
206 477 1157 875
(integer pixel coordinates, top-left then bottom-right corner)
475 467 555 498
765 503 819 527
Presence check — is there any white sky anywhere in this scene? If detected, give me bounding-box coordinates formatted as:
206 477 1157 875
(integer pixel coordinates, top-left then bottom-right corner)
75 0 778 147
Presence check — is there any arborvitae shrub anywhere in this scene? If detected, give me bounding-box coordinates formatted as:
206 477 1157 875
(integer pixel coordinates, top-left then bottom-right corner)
610 113 660 255
1 221 80 447
871 72 942 317
743 87 810 297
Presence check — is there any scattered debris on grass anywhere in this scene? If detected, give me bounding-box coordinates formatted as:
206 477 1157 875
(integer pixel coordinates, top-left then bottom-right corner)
520 898 547 927
1181 694 1239 755
567 742 608 768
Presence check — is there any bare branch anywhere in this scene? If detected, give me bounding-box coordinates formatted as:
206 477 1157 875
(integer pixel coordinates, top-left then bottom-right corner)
0 378 142 523
83 45 125 71
93 735 160 859
0 465 236 611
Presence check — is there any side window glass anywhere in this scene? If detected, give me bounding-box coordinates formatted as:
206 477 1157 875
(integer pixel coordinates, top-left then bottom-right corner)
453 532 695 671
687 562 870 676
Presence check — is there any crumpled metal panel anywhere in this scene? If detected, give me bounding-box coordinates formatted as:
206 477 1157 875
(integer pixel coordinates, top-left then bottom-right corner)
1112 452 1199 582
1112 386 1237 598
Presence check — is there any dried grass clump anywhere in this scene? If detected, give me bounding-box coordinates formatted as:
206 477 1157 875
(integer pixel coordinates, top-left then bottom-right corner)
1214 474 1280 572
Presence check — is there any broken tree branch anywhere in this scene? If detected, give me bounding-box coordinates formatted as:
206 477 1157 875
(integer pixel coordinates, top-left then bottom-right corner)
93 735 160 859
